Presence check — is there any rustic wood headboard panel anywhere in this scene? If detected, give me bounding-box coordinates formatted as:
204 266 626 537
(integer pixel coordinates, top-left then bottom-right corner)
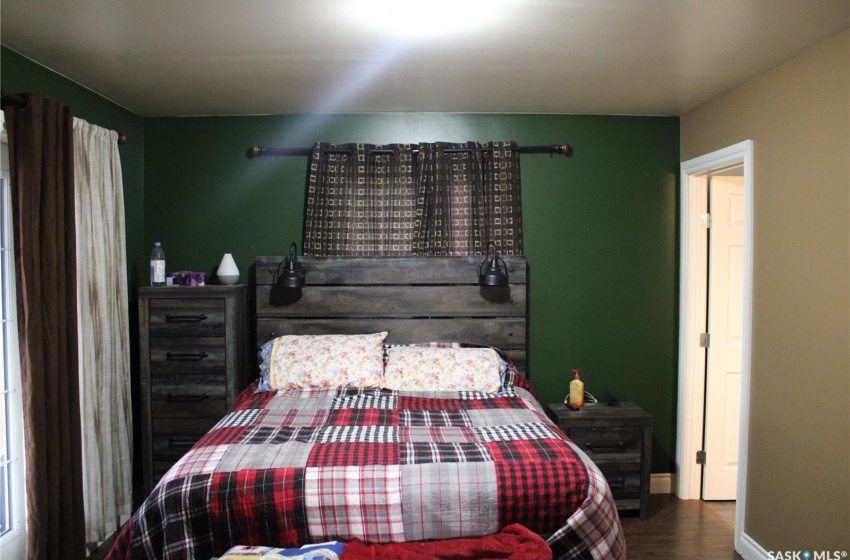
254 256 528 375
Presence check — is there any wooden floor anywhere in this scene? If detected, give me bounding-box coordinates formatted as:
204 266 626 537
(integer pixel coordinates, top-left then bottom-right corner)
88 532 117 560
90 494 743 560
620 494 743 559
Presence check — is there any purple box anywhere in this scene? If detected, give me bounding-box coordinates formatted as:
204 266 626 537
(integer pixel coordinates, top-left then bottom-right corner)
172 271 206 286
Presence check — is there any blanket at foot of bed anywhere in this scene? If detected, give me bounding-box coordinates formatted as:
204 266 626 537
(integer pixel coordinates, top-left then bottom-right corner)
215 525 550 560
340 524 551 560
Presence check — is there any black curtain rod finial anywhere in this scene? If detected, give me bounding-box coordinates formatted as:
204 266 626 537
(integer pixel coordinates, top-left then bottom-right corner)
554 143 572 157
1 91 27 109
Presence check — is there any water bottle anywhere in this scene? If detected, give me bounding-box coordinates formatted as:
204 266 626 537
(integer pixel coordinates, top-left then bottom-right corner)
150 242 166 287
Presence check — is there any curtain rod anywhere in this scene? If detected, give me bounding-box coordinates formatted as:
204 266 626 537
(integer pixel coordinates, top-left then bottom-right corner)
246 143 572 159
1 91 128 145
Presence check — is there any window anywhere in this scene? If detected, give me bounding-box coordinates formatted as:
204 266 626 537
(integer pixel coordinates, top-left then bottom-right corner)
0 115 26 556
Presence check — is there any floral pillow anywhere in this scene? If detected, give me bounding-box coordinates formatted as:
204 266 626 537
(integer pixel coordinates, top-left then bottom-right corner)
381 346 503 393
266 332 388 390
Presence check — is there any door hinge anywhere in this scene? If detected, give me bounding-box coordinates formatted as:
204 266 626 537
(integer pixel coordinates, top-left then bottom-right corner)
701 213 712 228
699 333 710 348
696 450 706 465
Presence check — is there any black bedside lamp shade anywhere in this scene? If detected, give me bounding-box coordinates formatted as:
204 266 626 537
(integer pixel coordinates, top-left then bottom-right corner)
478 242 509 287
278 242 306 289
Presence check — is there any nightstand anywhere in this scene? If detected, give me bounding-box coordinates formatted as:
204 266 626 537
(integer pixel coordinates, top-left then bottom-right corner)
547 402 652 518
138 285 249 492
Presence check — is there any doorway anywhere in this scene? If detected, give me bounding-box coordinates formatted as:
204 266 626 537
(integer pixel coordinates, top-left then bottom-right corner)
675 140 753 554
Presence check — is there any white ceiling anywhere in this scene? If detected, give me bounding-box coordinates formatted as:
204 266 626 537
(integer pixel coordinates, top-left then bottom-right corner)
2 0 848 118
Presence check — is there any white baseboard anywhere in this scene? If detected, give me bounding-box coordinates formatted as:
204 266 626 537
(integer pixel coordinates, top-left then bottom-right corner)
737 531 770 560
650 473 673 494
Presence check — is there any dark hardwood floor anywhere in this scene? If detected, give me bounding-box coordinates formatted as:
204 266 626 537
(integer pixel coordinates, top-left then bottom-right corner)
90 494 743 559
88 534 115 560
620 494 743 559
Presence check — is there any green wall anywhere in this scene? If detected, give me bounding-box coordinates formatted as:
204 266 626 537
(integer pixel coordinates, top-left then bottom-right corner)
145 113 680 471
2 45 680 472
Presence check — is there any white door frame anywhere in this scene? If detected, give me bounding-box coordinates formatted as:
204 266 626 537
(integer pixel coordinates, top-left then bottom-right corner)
675 140 753 552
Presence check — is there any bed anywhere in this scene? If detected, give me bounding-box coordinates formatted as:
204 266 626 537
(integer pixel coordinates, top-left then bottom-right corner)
107 256 625 560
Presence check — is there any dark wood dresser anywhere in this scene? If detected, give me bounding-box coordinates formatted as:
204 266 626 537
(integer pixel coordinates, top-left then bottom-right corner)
138 285 249 492
547 402 653 518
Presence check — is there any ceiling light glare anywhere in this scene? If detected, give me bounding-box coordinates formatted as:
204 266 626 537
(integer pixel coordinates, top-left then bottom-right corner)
349 0 509 38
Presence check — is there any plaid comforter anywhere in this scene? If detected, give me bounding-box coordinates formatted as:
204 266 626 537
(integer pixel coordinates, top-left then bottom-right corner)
107 373 624 560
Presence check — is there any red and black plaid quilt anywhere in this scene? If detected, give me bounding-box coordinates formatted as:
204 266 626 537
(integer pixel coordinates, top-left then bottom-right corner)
107 372 624 560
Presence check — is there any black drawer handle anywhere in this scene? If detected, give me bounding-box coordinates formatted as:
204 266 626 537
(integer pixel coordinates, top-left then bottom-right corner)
608 477 627 489
166 392 210 403
166 313 208 323
168 437 198 448
166 351 209 361
585 442 627 452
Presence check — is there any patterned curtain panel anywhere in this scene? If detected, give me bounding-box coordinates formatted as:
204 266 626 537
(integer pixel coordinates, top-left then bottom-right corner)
304 141 522 257
304 143 416 256
412 141 484 256
481 141 523 256
412 141 523 256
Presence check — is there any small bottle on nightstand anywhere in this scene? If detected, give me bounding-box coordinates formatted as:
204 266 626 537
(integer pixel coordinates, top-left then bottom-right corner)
569 369 584 408
150 242 166 287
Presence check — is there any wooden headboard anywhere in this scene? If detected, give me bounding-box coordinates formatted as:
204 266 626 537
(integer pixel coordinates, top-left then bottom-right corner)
254 256 528 376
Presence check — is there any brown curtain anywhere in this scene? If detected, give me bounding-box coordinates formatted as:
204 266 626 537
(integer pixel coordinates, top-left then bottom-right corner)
304 141 522 257
480 141 523 256
5 93 86 559
304 143 416 256
413 141 485 255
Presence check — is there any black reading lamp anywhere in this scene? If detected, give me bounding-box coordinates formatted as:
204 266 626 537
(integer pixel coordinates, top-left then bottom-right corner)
477 241 509 287
278 242 306 289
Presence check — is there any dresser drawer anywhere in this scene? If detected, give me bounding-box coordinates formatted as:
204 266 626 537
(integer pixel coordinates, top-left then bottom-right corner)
150 381 228 418
151 417 221 461
149 298 226 337
149 338 226 375
568 427 642 464
600 466 642 501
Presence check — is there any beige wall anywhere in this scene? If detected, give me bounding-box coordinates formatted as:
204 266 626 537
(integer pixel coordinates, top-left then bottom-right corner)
681 30 849 550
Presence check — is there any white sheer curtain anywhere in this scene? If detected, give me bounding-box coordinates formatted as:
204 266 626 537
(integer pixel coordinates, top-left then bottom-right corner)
72 117 133 544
